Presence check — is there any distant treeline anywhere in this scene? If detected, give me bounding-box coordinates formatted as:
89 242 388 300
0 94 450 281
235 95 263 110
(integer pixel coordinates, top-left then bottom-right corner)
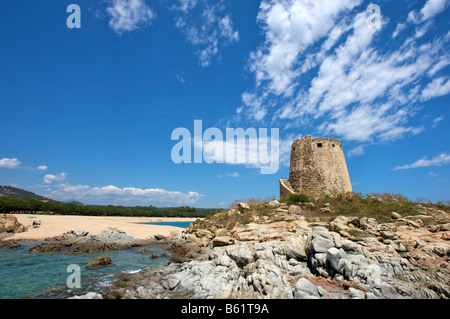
0 197 214 218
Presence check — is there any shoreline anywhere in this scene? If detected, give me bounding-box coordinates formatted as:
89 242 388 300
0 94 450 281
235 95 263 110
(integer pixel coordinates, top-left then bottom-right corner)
1 214 199 242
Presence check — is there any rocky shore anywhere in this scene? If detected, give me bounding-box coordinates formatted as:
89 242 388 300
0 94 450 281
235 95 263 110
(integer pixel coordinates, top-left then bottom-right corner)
25 227 167 254
101 201 450 299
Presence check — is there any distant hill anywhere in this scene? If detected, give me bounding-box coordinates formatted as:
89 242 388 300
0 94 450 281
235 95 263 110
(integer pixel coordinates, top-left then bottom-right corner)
0 185 52 201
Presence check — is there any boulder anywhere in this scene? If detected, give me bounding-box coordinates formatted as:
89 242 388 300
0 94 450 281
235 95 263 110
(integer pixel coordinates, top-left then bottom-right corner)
2 241 21 249
214 228 228 237
86 256 112 269
406 215 437 227
96 227 134 241
310 227 335 253
70 229 88 237
267 200 280 208
226 242 254 268
288 205 302 215
238 202 250 213
212 236 235 247
0 214 27 234
327 247 347 274
294 278 320 299
154 234 166 241
70 292 103 299
391 212 402 220
27 242 63 253
432 243 450 257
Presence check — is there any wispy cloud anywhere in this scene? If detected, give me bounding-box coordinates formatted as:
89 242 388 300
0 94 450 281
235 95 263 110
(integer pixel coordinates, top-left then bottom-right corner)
421 77 450 101
0 158 21 169
171 0 239 67
226 171 239 178
394 153 450 170
419 0 448 22
37 165 48 171
432 115 444 128
234 0 450 152
106 0 155 35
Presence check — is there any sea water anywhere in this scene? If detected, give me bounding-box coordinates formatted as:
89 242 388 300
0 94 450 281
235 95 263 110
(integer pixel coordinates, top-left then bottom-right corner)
0 241 172 299
139 221 194 229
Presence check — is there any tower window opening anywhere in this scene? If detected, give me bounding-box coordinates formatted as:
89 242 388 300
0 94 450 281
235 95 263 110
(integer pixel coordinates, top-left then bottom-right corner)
332 144 335 148
317 143 323 148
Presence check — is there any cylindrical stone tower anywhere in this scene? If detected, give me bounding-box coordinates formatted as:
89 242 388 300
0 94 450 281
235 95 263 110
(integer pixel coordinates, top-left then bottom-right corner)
280 136 352 199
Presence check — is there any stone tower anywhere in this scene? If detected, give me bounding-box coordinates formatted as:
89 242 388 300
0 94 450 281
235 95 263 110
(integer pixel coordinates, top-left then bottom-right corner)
280 136 352 200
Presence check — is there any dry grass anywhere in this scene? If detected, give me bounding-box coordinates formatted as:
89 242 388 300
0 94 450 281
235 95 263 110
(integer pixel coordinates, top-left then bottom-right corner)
192 192 449 230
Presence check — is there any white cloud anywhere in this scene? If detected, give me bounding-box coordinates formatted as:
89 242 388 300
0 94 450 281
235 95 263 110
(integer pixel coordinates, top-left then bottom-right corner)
420 0 448 22
421 77 450 100
43 172 67 184
347 145 365 157
235 1 449 151
427 56 450 76
45 183 203 206
432 115 444 127
219 15 239 43
394 153 450 170
226 172 239 178
170 0 199 14
172 0 239 67
0 158 21 169
248 0 362 95
37 165 48 171
392 22 406 38
106 0 155 34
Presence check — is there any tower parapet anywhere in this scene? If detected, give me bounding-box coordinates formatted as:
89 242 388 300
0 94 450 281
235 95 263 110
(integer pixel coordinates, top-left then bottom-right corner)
280 136 352 200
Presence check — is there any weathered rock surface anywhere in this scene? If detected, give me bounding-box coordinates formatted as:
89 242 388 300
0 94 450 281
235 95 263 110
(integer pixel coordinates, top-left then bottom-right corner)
86 256 112 269
69 292 103 299
2 240 21 249
0 214 27 234
28 227 153 254
102 204 450 300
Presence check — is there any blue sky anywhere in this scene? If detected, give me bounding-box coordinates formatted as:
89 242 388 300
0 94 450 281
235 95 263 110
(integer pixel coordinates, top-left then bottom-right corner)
0 0 449 207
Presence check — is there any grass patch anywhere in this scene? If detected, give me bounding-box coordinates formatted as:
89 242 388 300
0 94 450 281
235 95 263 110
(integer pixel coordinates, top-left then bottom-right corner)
190 192 449 230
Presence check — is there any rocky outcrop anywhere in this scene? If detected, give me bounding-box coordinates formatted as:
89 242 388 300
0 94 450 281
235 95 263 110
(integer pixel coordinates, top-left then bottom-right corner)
101 202 450 299
0 214 27 235
2 240 21 249
86 256 112 269
28 227 154 254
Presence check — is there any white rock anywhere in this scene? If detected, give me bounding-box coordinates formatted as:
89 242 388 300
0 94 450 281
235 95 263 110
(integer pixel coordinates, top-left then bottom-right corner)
226 242 254 267
69 292 103 299
294 278 319 299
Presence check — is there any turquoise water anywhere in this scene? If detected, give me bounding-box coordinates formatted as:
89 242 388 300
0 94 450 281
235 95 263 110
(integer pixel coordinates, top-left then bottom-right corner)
139 221 194 229
0 241 172 299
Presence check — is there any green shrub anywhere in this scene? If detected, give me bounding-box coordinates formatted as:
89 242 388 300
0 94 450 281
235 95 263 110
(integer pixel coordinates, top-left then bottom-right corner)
287 193 310 205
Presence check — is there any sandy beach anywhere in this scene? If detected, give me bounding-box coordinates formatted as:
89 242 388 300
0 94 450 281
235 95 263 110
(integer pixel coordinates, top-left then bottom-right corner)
2 214 199 241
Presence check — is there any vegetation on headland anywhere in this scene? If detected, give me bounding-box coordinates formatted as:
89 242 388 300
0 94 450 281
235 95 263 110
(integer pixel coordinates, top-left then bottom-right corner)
0 185 51 201
0 196 213 218
196 192 450 229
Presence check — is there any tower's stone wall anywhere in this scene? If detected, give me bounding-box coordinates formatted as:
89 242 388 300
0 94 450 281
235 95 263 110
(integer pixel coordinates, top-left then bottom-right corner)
280 136 352 200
